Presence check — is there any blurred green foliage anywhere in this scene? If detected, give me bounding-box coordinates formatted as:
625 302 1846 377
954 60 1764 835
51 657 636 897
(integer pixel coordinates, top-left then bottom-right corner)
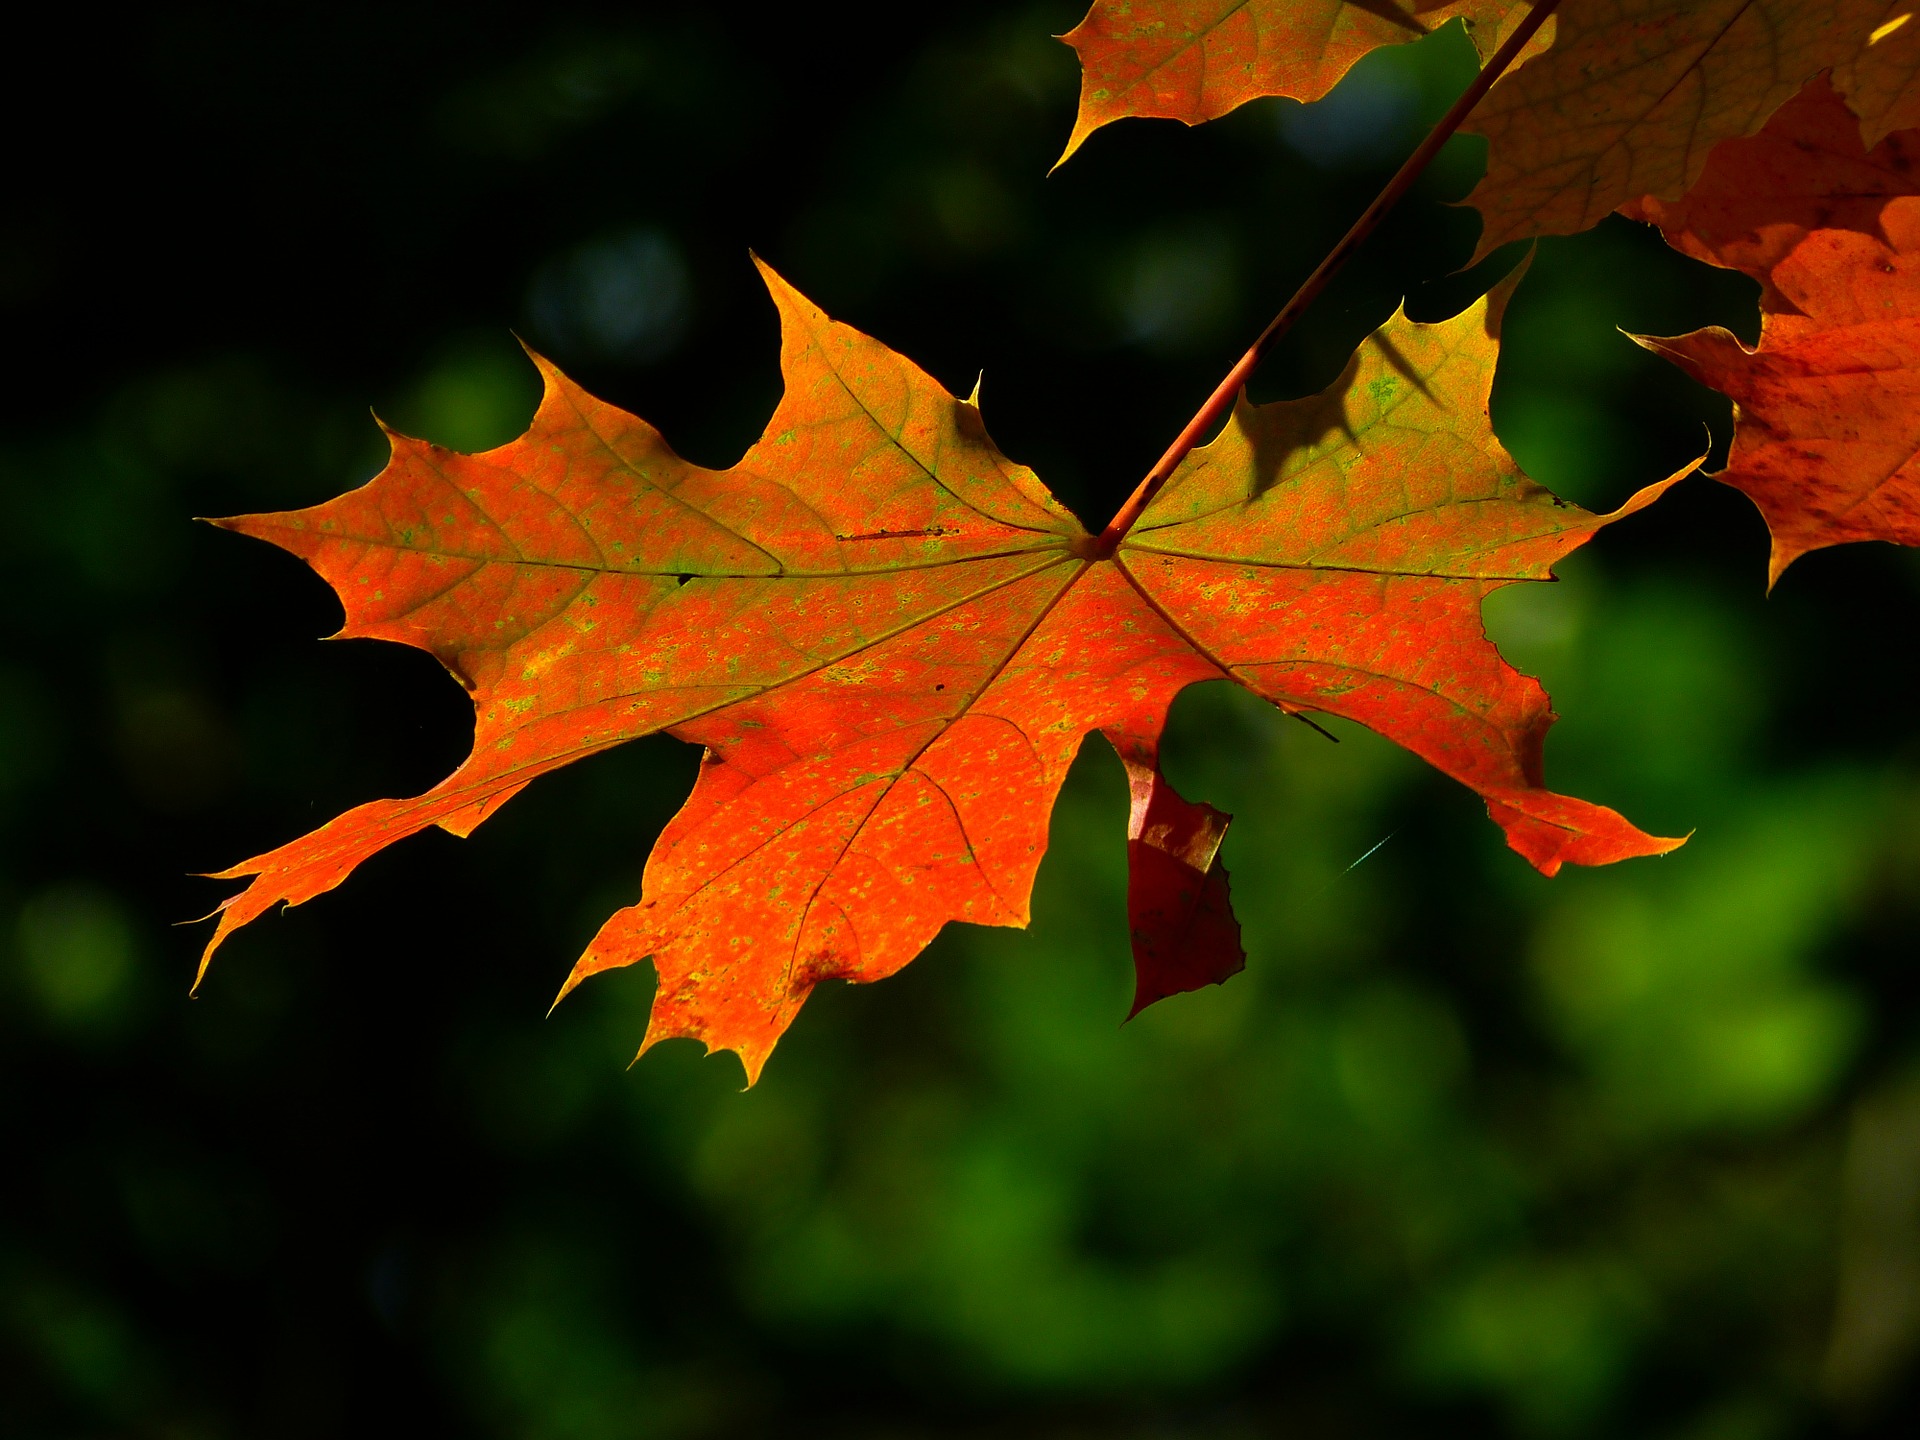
3 3 1919 1437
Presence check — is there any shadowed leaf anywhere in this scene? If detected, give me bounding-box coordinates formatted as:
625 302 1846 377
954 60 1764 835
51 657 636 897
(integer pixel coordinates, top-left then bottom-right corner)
1464 0 1916 260
1623 75 1920 311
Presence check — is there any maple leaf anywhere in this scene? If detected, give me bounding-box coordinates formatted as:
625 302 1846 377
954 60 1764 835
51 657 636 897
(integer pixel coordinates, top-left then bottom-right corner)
1622 75 1920 312
1637 194 1920 583
1055 0 1518 164
205 260 1681 1082
1463 0 1919 261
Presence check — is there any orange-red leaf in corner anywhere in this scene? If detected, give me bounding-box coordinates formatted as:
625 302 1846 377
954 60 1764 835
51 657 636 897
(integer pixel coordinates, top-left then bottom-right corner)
1638 196 1920 583
1622 76 1920 311
1055 0 1519 164
207 261 1682 1083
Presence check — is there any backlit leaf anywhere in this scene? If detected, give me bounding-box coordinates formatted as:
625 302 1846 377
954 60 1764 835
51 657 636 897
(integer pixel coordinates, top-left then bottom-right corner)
206 262 1682 1081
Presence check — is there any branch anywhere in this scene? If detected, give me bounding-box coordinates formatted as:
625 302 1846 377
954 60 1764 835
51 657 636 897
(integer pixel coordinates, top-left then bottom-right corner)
1093 0 1562 553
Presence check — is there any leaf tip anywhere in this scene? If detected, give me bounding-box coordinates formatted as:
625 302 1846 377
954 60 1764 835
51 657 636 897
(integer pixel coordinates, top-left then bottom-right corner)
1479 244 1535 336
512 331 561 375
1596 451 1706 528
204 510 278 544
749 252 825 348
1049 112 1099 174
748 249 794 297
1765 538 1807 592
734 1051 766 1090
189 902 241 995
547 972 582 1018
368 410 423 459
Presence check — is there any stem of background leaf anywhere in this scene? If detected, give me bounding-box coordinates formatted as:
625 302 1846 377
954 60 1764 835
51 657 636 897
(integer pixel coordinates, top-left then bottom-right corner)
1093 0 1564 554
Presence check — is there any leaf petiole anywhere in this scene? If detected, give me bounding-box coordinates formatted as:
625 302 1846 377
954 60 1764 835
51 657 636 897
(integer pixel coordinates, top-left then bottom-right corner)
1092 0 1562 554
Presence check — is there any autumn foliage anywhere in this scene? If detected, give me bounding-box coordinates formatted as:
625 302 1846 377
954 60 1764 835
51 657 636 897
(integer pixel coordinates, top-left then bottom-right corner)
1629 77 1920 581
207 0 1920 1080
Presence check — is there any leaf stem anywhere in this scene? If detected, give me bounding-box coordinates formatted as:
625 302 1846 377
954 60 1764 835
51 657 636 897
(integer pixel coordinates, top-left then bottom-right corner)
1092 0 1561 554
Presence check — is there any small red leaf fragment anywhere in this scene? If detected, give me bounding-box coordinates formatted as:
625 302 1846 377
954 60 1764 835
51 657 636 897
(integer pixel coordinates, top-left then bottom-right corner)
1104 720 1245 1020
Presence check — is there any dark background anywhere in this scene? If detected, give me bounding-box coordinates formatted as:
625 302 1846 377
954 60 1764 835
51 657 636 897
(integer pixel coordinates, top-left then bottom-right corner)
5 2 1920 1436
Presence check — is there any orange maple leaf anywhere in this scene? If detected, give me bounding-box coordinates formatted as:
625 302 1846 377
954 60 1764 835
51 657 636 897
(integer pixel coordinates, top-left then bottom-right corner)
1055 0 1519 164
1638 195 1920 583
205 261 1683 1082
